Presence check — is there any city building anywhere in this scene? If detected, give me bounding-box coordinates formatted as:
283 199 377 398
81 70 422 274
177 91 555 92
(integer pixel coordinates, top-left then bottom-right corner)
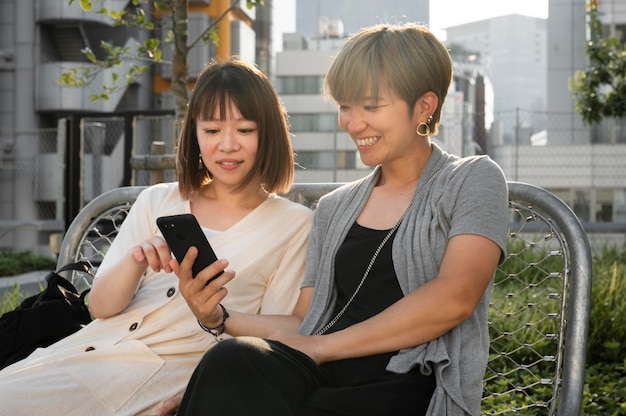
279 0 491 182
546 0 589 145
0 0 264 254
443 14 548 147
494 0 626 227
284 1 625 230
295 0 428 38
275 32 364 183
1 0 624 255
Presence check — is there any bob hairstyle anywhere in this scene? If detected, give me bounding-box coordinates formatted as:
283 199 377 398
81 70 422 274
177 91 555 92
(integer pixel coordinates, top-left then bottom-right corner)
324 23 453 136
176 58 294 198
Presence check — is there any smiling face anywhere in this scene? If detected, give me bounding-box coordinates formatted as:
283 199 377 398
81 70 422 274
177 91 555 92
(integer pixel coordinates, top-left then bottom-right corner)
338 83 428 168
176 59 295 198
324 24 453 140
196 101 260 191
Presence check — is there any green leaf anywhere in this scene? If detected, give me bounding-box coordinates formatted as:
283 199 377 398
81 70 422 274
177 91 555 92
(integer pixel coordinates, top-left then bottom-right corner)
79 0 92 12
209 31 219 47
110 10 125 21
144 38 160 50
154 0 171 11
82 47 97 63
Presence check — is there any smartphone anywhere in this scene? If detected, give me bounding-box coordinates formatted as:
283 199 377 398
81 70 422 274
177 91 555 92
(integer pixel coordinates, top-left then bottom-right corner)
156 213 223 281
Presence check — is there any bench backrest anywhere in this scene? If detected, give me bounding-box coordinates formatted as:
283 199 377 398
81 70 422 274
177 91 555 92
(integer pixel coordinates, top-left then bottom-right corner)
56 181 591 415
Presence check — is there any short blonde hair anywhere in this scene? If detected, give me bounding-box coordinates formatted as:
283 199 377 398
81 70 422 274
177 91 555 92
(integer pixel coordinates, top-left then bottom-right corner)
325 23 453 136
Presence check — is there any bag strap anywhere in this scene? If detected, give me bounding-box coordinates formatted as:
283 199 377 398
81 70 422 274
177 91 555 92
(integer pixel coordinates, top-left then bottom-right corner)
55 261 94 276
46 262 94 296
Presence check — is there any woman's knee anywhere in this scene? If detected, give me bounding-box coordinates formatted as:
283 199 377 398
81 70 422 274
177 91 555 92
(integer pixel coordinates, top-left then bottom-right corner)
197 336 269 373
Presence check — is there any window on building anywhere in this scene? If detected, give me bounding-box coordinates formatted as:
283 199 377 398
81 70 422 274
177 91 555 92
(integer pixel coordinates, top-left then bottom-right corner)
612 23 626 42
276 76 324 95
595 189 614 222
295 151 357 170
550 188 626 224
592 117 626 144
573 189 590 222
615 189 626 222
290 113 338 132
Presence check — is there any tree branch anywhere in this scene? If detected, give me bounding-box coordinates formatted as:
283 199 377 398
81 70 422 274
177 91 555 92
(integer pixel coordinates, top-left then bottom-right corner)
187 0 242 50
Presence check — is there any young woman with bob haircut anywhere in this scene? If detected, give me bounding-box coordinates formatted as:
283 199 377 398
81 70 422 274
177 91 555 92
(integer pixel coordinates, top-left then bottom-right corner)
0 58 313 416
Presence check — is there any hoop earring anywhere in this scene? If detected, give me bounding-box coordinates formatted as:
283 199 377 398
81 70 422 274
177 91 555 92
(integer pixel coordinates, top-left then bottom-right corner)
416 116 433 137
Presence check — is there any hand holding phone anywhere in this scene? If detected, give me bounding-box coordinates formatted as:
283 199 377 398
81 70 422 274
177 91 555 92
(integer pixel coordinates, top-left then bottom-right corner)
156 214 223 282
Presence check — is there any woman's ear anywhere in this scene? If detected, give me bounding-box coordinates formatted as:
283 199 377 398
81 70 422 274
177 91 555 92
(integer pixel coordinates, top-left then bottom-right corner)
413 91 438 122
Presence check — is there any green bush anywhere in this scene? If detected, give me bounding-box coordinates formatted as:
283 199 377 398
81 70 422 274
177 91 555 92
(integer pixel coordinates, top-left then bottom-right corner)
581 245 626 415
0 283 25 315
587 245 626 365
0 250 56 277
0 251 55 314
583 361 626 415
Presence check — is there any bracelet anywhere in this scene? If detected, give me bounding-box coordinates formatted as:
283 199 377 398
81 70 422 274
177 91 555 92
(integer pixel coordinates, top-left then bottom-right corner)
198 303 229 341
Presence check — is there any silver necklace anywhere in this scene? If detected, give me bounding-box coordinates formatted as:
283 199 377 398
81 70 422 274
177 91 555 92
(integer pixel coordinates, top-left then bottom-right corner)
315 165 446 336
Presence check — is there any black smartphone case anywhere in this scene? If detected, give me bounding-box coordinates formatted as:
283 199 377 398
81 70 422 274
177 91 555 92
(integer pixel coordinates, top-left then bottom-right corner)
156 213 222 280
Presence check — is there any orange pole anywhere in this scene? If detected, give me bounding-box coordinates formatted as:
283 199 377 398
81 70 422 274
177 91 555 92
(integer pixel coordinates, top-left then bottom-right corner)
214 0 231 61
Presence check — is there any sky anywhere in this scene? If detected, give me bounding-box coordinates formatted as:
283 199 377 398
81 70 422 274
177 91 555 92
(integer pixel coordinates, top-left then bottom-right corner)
272 0 549 49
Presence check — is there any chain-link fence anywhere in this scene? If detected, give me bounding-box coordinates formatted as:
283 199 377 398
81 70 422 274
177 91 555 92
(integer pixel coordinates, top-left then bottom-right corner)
131 114 178 185
81 117 126 201
0 127 63 254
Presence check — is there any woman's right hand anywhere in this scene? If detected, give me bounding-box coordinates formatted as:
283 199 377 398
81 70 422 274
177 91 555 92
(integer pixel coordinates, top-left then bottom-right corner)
129 235 175 274
89 235 174 319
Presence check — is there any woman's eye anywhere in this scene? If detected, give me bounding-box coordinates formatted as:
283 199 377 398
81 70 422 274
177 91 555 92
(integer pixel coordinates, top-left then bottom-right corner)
239 128 256 134
203 129 219 134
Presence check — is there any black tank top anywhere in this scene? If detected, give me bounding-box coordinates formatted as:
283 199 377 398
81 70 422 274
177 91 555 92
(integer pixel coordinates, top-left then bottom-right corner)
322 221 404 386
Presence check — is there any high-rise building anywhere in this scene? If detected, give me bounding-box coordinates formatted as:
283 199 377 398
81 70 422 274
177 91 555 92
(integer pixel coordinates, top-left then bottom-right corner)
545 0 625 146
443 15 548 147
278 1 493 182
276 0 429 183
279 1 625 231
546 0 589 145
0 0 262 254
296 0 428 38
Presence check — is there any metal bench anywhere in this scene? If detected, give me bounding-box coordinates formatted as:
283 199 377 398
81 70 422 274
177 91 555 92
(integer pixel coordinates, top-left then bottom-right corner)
56 181 591 415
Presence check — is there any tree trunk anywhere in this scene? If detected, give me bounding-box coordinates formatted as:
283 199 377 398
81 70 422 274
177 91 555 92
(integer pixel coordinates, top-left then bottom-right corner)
171 0 189 132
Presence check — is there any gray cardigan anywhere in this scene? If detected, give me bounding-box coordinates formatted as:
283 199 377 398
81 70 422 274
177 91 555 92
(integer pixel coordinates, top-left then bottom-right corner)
299 144 509 415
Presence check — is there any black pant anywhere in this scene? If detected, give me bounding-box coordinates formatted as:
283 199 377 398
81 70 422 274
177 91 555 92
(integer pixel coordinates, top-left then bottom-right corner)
178 336 436 416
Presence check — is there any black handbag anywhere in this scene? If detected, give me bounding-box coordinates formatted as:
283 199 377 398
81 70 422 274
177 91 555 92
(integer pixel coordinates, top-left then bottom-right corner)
0 261 93 370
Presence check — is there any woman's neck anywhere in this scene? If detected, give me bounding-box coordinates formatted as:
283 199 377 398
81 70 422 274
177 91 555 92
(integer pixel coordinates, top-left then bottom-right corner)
377 143 433 190
190 181 269 230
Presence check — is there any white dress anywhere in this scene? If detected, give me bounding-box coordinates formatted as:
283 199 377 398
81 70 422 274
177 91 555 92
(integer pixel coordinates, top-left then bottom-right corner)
0 182 313 415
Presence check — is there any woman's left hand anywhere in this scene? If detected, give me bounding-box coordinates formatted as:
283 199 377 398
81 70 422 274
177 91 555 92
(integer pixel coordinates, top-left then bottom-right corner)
156 391 184 416
170 246 235 329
